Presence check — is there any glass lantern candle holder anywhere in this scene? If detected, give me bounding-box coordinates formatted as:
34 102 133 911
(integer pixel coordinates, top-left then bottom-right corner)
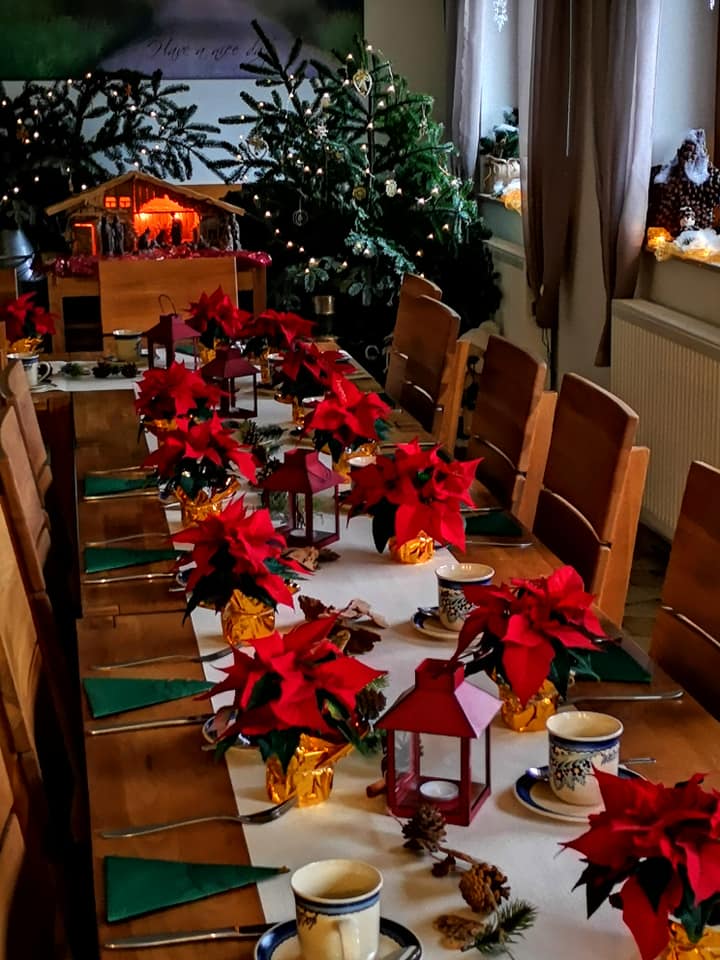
379 658 501 826
260 448 344 549
201 346 258 418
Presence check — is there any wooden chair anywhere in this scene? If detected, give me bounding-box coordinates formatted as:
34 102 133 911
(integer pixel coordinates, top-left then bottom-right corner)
650 461 720 720
533 373 649 624
0 360 52 497
0 407 83 837
466 335 556 527
392 296 468 452
385 273 442 400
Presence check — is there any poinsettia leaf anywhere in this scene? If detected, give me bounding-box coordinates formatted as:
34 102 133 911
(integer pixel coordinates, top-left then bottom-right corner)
256 730 301 771
371 509 392 554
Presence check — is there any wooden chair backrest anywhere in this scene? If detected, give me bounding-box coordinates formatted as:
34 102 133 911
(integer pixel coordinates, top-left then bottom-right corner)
540 373 639 541
386 275 442 399
395 298 466 451
0 406 50 593
0 742 23 960
651 607 720 722
467 336 556 526
0 361 52 498
533 375 646 622
661 461 720 640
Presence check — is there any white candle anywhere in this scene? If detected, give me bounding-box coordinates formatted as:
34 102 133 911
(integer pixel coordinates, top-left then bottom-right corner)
419 780 459 801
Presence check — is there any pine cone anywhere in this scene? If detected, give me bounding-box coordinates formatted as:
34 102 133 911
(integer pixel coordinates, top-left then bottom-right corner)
459 862 510 914
401 803 447 852
434 914 484 949
355 686 386 724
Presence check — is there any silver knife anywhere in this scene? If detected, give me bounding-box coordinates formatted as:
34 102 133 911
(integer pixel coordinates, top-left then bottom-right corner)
464 538 533 548
90 648 230 670
565 690 683 704
86 714 212 736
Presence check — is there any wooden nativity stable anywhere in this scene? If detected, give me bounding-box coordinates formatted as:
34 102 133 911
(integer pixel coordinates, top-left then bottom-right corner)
44 172 267 356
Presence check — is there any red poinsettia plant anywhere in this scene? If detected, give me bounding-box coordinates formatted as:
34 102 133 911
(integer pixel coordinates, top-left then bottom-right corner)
173 496 304 615
564 770 720 960
303 377 392 463
346 439 480 553
186 285 252 348
134 361 222 426
275 339 354 402
448 565 608 703
1 292 56 342
204 615 387 771
143 413 258 499
241 309 315 355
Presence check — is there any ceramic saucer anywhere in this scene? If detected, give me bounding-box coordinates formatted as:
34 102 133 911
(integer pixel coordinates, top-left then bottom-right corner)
255 917 421 959
411 607 458 641
514 765 644 823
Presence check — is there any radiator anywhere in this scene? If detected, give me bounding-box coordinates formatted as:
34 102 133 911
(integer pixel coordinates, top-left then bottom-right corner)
611 298 720 539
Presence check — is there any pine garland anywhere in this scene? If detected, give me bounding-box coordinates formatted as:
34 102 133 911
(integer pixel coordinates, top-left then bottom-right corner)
464 900 538 957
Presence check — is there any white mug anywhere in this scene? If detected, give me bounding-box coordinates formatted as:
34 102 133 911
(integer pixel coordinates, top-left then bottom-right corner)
546 711 623 805
435 562 495 631
112 329 142 362
7 353 51 388
291 859 382 960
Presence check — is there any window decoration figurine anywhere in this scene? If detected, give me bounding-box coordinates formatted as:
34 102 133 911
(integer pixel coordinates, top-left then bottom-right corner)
647 129 720 238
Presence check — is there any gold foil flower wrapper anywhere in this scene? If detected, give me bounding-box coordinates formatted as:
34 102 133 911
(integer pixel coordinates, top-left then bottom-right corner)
198 344 217 365
175 478 240 526
661 921 720 959
497 678 559 732
265 734 354 807
145 417 177 434
221 589 276 647
8 337 43 354
389 531 435 565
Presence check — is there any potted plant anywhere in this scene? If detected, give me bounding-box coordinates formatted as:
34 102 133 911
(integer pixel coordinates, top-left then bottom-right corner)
239 308 316 385
479 108 520 196
173 495 304 646
0 291 56 352
186 285 252 359
346 439 480 563
143 412 257 525
134 361 222 433
448 566 608 731
274 339 354 427
565 770 720 960
204 614 387 805
302 377 391 476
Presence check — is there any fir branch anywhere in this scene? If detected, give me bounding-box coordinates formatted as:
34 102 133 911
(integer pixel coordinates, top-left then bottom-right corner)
464 900 538 957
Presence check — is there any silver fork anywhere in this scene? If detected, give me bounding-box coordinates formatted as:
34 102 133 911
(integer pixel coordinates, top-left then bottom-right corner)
99 795 298 838
90 648 230 670
83 572 178 586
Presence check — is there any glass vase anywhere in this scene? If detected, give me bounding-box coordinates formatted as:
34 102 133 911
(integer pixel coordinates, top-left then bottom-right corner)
659 921 720 959
221 589 276 647
497 678 559 732
265 734 354 807
175 479 239 526
389 531 434 565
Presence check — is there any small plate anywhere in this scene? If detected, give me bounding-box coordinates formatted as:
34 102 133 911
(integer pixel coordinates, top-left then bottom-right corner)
514 765 645 823
411 607 458 641
255 917 421 960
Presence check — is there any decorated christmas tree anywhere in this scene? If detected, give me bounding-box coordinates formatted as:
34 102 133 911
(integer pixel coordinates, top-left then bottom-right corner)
0 70 234 246
218 21 501 355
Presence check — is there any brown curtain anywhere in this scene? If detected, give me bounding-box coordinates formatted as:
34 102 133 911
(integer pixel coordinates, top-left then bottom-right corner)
591 0 661 365
522 0 581 332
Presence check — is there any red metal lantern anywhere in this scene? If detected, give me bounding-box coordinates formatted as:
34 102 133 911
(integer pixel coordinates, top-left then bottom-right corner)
379 658 500 826
201 346 258 418
260 449 343 548
144 306 200 369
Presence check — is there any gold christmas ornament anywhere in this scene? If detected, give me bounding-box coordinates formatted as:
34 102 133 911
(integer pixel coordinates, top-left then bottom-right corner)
247 134 269 158
352 184 367 201
385 178 398 198
352 69 373 97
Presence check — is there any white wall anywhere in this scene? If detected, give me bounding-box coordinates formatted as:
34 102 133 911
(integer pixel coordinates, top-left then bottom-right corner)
652 0 718 166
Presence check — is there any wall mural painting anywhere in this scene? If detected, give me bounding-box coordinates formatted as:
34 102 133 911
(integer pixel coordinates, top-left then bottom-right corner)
2 0 363 79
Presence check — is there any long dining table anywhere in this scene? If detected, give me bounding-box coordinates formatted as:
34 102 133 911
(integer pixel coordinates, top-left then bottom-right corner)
60 365 720 960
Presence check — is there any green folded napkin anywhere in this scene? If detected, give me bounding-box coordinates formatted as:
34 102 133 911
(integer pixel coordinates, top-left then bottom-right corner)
465 512 523 538
84 546 178 574
571 646 651 684
83 677 214 719
84 475 157 497
105 856 287 922
174 343 196 356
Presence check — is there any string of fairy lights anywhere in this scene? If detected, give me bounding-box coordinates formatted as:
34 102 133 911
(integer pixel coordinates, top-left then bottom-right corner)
232 42 473 282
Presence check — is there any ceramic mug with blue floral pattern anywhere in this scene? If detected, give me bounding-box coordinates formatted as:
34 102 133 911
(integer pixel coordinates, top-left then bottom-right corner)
435 562 495 632
546 711 623 805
